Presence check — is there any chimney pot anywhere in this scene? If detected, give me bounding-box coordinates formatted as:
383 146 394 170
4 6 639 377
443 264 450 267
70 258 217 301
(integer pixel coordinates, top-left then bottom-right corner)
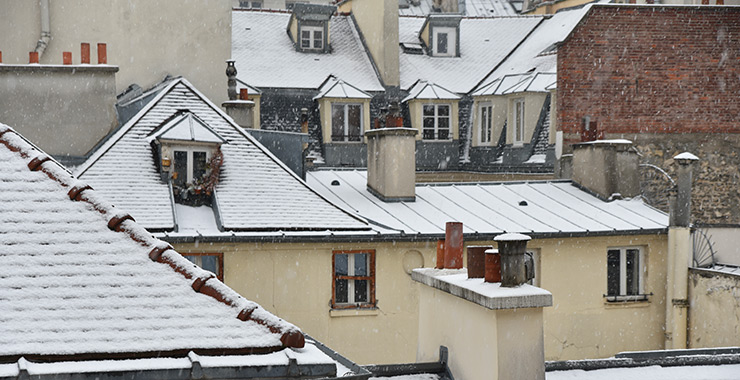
239 88 249 100
63 52 72 65
226 60 237 101
435 239 445 269
29 51 39 64
467 245 490 279
81 43 90 64
672 152 699 227
484 248 502 283
444 222 463 269
495 233 531 287
0 51 3 63
97 43 107 64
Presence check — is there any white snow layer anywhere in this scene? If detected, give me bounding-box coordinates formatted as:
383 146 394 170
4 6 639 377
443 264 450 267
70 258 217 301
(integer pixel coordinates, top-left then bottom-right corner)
547 364 740 380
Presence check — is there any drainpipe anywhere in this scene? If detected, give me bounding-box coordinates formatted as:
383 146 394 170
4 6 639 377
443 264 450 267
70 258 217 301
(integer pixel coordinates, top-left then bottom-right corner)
664 152 699 350
34 0 51 60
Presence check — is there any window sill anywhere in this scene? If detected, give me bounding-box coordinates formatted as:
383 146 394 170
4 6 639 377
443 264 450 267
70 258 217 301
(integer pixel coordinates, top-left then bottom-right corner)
421 139 454 143
604 296 651 308
329 308 380 318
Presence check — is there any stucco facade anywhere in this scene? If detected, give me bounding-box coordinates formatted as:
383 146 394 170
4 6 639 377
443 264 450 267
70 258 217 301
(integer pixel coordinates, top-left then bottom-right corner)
688 268 740 348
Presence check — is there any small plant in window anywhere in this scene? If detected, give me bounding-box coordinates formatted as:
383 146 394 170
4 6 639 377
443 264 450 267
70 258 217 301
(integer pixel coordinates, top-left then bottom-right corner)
172 148 224 206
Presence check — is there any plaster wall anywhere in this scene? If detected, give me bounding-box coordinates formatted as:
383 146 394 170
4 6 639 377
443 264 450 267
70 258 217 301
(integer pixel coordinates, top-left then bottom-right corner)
0 65 117 156
470 95 507 147
0 0 231 105
688 269 740 348
506 92 546 145
350 0 400 86
407 99 460 141
703 227 740 265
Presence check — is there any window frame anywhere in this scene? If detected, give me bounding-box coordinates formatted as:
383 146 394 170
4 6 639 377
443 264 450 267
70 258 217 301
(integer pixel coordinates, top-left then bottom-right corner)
605 246 646 302
183 252 224 281
513 98 525 144
172 146 211 186
432 26 456 57
422 103 452 141
479 102 493 144
300 25 324 51
332 250 376 309
331 103 364 142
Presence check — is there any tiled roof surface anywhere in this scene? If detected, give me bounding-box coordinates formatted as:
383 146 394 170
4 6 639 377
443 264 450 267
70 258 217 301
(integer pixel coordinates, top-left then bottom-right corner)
399 16 543 93
0 125 303 360
77 78 368 232
399 0 518 17
232 11 384 92
307 170 669 236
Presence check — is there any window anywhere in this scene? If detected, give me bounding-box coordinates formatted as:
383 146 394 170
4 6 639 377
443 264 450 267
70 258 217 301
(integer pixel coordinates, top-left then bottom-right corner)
286 1 297 9
172 148 209 188
432 27 456 57
606 247 645 301
422 104 451 140
184 253 224 281
331 104 363 142
239 0 262 8
479 102 493 144
300 26 323 50
513 98 525 144
332 250 376 309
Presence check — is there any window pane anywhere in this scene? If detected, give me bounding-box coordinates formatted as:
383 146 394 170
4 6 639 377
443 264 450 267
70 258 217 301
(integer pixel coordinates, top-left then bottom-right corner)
173 151 188 187
332 105 345 141
335 279 348 303
438 116 450 140
314 30 323 49
423 105 435 116
423 129 435 140
354 279 368 303
301 30 311 48
437 32 448 54
335 254 348 276
193 151 207 182
201 255 219 277
438 105 450 116
347 105 362 141
607 249 621 296
354 253 368 276
626 249 640 295
184 255 199 266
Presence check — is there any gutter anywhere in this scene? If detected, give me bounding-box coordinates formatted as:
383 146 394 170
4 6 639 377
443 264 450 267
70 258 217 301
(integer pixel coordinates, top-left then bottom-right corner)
34 0 51 59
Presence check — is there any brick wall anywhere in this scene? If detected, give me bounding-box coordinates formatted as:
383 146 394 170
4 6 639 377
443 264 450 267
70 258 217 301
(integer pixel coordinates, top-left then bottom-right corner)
558 5 740 225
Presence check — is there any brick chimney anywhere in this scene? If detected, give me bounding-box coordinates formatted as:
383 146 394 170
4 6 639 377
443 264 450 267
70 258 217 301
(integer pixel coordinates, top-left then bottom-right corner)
365 127 417 202
571 140 639 200
495 233 531 287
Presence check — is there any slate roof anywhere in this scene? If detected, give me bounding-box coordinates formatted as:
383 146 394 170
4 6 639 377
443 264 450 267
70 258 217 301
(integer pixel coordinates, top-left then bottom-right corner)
76 78 369 233
399 0 519 17
399 16 543 93
232 10 384 92
0 124 305 361
402 81 461 102
307 170 668 237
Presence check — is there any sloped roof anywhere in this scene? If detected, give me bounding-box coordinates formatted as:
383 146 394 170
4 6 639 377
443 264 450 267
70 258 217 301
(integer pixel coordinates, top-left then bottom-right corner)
149 111 227 144
314 76 372 100
399 16 543 93
0 124 304 361
232 10 384 92
473 72 556 96
402 80 461 102
306 170 668 237
399 0 518 17
76 78 369 233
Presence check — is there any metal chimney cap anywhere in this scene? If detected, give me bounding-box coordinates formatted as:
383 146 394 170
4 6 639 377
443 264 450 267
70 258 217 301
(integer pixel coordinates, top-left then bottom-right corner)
674 152 699 165
494 233 531 242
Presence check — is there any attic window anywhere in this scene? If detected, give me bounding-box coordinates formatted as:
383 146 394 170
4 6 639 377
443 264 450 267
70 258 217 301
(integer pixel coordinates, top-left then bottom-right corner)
301 26 324 50
401 42 424 55
433 27 456 56
537 43 559 57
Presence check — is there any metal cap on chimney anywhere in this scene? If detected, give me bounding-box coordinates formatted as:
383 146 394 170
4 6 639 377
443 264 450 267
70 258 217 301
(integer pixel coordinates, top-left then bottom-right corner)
494 233 531 287
672 152 699 227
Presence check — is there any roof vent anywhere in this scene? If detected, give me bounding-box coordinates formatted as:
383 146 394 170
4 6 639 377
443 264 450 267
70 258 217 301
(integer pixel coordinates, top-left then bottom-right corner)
518 200 528 206
331 180 340 186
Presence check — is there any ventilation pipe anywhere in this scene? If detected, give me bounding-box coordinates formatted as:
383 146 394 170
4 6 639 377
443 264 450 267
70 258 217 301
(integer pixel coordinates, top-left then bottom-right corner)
226 60 237 101
34 0 51 60
495 233 531 287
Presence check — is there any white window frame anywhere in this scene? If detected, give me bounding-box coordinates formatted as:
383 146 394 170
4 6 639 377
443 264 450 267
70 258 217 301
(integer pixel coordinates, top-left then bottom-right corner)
479 102 493 144
300 25 323 50
606 247 645 302
422 103 452 141
173 147 211 184
432 27 456 57
331 103 363 142
513 98 525 144
333 250 376 309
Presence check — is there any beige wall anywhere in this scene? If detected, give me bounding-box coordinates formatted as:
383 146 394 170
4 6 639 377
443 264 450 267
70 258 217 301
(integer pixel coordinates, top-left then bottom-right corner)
471 95 508 147
407 99 459 141
688 269 740 348
174 232 668 364
0 0 231 105
549 89 557 145
318 97 371 143
417 284 545 380
350 0 399 86
506 92 547 145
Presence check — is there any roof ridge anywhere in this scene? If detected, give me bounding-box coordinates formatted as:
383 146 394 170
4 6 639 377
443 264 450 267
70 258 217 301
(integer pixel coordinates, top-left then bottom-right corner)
0 124 305 351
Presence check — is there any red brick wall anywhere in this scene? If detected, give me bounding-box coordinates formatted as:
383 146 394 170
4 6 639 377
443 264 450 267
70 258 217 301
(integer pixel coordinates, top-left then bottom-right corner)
558 5 740 144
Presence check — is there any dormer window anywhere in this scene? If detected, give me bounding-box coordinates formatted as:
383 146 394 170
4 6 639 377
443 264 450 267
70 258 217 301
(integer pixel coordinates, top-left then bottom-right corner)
287 3 336 53
420 15 461 57
301 25 324 50
433 27 456 56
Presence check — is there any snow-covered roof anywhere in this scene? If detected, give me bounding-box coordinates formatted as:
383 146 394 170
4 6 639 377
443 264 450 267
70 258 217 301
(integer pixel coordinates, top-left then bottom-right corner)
0 124 305 360
399 0 518 17
472 72 556 96
314 76 372 100
399 16 543 93
76 78 369 233
402 80 461 102
306 170 669 236
232 10 384 92
149 111 227 144
475 6 590 89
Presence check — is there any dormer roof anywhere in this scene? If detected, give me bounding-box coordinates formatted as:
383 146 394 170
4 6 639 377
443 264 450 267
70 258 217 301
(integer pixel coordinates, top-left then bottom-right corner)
472 72 556 96
402 80 461 103
149 111 227 144
314 76 372 100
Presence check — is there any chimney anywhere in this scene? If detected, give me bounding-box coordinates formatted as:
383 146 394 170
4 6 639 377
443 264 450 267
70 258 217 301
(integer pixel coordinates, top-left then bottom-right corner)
435 239 445 269
222 61 255 129
571 140 639 200
467 245 491 279
350 0 400 87
365 126 417 202
671 152 699 227
226 60 237 101
444 222 463 269
494 233 531 287
484 248 501 283
97 43 107 64
81 43 90 64
63 52 72 65
29 52 39 64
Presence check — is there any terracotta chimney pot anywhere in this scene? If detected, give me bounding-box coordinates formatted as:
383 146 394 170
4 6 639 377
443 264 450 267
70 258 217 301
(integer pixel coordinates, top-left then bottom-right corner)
81 43 90 64
97 43 107 64
443 222 463 269
467 246 490 279
435 239 445 269
29 52 39 64
239 88 249 100
63 52 72 65
484 249 502 283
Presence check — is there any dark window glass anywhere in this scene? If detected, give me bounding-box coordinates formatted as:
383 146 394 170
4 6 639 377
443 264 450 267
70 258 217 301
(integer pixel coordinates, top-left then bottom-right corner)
423 105 435 116
173 151 187 187
438 105 450 116
193 151 207 182
332 104 345 141
354 279 368 303
314 30 323 49
335 279 348 303
335 253 348 276
201 255 219 276
607 249 620 296
347 104 362 141
626 249 640 295
251 1 262 8
354 253 368 276
301 30 311 48
437 32 448 54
